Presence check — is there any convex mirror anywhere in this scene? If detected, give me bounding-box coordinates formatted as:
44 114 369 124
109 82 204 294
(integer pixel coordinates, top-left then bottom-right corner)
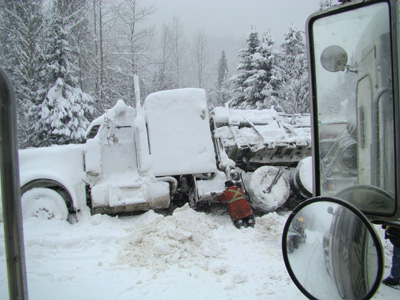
282 197 384 300
320 45 348 72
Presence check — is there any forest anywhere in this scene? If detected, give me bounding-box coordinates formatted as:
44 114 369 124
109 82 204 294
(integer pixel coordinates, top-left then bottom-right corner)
0 0 312 149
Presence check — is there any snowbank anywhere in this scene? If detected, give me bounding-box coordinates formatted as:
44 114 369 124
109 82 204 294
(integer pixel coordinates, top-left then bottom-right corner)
1 205 396 300
0 206 300 300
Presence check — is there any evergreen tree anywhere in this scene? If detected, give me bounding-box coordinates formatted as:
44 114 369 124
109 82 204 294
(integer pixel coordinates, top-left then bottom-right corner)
217 50 228 89
280 24 309 113
151 65 169 92
213 50 230 106
320 0 334 10
229 30 260 108
0 0 44 147
29 0 94 146
257 31 283 109
230 30 282 109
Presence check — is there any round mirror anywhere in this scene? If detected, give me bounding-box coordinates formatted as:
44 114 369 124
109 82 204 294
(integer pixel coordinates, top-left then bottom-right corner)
320 45 348 72
282 197 384 300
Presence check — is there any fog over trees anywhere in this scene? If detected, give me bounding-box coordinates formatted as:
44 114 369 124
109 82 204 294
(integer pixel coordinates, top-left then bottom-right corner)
0 0 310 148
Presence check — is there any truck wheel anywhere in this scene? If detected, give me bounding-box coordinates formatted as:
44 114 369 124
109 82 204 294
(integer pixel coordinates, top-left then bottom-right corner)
290 156 313 200
21 188 69 221
294 238 300 249
246 166 290 212
287 238 294 253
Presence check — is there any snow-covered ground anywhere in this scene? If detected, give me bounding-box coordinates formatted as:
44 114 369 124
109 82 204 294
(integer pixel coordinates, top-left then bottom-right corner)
0 204 398 300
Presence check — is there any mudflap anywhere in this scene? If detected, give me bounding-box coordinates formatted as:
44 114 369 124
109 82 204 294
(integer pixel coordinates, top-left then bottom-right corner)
188 178 199 209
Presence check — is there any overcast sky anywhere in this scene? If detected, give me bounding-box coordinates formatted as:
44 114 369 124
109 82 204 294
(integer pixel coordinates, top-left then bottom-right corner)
141 0 322 44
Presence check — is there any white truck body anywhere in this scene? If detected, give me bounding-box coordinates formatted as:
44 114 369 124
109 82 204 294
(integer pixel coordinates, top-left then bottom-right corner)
143 89 218 176
19 144 87 212
19 88 228 216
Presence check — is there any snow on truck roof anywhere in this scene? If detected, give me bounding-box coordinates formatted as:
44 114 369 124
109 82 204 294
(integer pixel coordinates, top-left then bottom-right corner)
213 107 278 125
144 88 218 177
85 99 135 137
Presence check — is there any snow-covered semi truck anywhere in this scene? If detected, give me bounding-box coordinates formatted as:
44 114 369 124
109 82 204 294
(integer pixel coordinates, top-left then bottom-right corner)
19 88 220 218
18 87 312 220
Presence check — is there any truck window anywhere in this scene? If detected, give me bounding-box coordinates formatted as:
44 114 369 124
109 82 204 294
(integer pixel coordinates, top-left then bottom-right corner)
86 125 100 139
310 2 396 216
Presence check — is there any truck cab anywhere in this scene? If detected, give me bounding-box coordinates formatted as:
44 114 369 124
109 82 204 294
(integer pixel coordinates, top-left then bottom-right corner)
83 88 226 214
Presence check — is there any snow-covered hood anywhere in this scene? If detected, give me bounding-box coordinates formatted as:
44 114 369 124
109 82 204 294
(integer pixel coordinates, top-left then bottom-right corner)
18 144 86 197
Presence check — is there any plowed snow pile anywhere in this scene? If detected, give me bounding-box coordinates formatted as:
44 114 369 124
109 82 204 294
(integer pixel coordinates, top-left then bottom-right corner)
0 205 397 300
118 205 283 272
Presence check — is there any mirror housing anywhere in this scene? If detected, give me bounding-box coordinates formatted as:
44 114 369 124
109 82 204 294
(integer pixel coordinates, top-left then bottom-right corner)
282 197 384 300
307 0 400 222
0 68 28 299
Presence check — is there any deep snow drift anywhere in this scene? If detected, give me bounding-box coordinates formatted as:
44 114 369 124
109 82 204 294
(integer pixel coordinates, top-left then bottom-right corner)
0 204 398 300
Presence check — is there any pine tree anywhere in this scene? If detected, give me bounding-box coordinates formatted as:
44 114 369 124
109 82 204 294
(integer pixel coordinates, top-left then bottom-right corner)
230 30 282 109
151 65 169 92
229 30 260 108
212 50 230 106
257 31 283 109
217 50 228 89
0 0 44 147
280 24 309 114
29 0 94 146
320 0 334 10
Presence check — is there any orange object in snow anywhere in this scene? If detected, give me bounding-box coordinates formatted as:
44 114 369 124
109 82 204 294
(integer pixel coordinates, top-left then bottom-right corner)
220 186 253 221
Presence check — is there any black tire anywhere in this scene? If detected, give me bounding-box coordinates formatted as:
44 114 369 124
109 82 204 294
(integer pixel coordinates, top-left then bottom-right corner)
290 157 313 200
294 238 300 249
287 238 294 253
290 169 312 199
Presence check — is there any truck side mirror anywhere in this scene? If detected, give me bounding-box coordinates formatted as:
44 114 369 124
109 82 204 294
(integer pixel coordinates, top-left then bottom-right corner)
320 45 348 72
282 197 384 300
307 0 400 222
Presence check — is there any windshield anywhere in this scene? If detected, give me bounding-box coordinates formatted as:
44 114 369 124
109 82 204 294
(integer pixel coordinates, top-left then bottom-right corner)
310 2 396 216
